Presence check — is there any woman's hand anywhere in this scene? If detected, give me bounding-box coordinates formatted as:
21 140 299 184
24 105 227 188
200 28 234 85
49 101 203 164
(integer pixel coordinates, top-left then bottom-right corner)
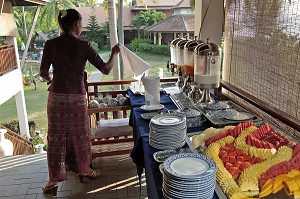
104 44 120 74
111 44 120 56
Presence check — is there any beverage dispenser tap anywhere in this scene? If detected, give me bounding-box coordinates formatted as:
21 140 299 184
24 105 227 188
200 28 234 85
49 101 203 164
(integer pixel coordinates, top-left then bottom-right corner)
184 37 204 102
166 60 170 72
177 67 184 90
188 85 202 103
182 73 192 95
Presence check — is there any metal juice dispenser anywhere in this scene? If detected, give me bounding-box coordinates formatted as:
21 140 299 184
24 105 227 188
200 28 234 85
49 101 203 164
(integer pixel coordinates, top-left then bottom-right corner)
184 37 203 81
185 38 204 102
170 37 182 71
176 37 189 77
194 38 222 103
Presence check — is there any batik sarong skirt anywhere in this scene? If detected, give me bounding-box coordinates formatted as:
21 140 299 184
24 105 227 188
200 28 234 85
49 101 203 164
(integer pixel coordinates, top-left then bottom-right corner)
47 92 90 181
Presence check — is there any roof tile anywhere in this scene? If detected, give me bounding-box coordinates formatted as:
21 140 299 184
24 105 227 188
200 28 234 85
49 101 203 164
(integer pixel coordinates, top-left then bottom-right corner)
145 14 194 32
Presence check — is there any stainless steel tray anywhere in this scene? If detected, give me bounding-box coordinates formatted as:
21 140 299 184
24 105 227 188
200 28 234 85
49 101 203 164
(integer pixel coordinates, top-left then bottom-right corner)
169 92 263 127
169 92 194 109
195 100 263 128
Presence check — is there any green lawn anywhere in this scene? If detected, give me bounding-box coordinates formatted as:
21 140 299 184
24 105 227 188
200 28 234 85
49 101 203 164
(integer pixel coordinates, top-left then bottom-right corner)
0 51 173 131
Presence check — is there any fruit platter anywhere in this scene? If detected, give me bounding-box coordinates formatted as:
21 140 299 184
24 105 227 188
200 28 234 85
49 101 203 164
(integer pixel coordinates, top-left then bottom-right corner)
192 121 300 199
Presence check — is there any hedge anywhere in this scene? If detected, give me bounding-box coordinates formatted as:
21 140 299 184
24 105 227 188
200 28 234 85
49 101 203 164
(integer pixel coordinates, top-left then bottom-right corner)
130 38 170 56
135 43 170 56
130 38 151 51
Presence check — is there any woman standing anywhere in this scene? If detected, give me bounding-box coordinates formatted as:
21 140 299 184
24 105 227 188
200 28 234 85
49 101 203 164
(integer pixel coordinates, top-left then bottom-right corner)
39 9 120 195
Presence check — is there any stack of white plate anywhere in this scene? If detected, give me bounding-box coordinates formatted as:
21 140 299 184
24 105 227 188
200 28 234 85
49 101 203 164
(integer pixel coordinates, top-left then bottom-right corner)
162 153 217 199
149 113 187 150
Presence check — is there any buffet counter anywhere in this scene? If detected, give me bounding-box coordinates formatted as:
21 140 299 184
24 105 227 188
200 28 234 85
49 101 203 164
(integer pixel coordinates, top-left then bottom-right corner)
128 90 220 199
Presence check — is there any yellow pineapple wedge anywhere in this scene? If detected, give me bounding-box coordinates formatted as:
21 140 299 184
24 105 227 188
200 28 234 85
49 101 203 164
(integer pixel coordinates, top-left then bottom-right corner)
294 190 300 199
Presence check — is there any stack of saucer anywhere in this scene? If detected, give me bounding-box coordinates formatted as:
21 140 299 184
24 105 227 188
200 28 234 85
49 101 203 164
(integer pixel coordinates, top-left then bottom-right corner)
162 153 217 199
149 113 186 150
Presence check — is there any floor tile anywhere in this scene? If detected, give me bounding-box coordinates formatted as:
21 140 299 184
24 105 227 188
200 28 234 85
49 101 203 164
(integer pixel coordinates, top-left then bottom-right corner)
0 149 147 199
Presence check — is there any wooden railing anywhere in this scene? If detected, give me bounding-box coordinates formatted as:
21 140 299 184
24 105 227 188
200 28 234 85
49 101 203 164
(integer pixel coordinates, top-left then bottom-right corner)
215 80 300 132
0 44 18 76
0 124 34 155
86 77 178 120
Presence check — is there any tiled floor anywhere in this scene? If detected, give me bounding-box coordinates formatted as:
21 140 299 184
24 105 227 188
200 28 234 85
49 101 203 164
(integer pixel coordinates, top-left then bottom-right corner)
0 153 147 199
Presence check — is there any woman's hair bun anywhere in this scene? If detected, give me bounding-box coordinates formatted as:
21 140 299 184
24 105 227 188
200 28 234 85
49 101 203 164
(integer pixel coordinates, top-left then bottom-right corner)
59 10 68 18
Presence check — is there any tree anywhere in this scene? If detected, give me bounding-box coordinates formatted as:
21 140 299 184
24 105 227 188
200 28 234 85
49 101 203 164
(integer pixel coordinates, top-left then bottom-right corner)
13 6 36 45
86 8 101 45
37 0 98 33
108 0 120 81
102 0 153 79
132 10 165 38
98 21 109 49
38 0 76 34
117 0 124 80
190 0 195 11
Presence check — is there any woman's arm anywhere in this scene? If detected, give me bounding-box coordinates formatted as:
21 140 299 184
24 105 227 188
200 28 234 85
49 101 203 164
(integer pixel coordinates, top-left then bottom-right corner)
39 41 53 82
87 43 120 75
104 45 120 74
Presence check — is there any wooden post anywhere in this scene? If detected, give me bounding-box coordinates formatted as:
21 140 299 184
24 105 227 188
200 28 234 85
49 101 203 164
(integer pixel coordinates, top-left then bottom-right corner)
194 0 224 46
158 32 162 45
154 32 157 44
0 0 4 15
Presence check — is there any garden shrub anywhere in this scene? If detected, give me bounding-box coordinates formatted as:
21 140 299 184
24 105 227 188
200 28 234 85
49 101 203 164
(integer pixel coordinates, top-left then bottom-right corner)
2 120 47 151
130 38 151 51
90 41 99 51
139 43 170 56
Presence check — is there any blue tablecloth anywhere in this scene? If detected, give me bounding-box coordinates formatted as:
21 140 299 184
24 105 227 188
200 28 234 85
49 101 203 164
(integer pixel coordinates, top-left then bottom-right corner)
128 90 220 199
128 89 174 108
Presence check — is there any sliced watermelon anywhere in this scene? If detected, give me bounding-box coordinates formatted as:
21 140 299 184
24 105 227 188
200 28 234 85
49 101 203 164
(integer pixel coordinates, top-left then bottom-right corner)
240 161 251 170
219 151 228 158
205 129 231 147
221 156 229 163
230 121 255 138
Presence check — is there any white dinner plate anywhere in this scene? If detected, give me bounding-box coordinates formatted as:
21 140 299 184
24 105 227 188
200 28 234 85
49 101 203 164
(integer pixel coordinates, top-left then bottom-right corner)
141 112 159 120
170 157 209 175
164 153 216 178
203 101 230 110
226 111 254 121
209 109 239 119
140 104 164 111
151 114 186 126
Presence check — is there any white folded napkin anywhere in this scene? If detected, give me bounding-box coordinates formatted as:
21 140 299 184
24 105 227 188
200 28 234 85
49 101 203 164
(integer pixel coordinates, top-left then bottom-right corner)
142 76 160 106
118 43 152 77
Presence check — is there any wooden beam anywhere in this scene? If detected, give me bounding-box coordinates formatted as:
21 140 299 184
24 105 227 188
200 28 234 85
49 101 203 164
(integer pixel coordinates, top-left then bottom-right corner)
25 0 47 6
0 0 4 15
20 5 41 69
219 80 300 132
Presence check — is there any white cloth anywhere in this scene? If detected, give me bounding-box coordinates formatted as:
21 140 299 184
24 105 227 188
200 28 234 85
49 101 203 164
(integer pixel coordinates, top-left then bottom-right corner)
118 43 151 77
142 76 160 106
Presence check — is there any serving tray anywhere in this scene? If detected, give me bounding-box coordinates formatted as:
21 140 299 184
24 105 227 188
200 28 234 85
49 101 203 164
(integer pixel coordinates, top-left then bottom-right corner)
169 92 194 109
195 100 263 128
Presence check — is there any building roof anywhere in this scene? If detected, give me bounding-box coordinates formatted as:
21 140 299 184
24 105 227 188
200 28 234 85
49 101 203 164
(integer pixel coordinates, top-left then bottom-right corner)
145 14 194 33
77 7 108 31
132 0 182 10
11 0 48 6
173 0 191 9
77 6 135 31
78 1 194 32
123 7 133 29
36 31 49 41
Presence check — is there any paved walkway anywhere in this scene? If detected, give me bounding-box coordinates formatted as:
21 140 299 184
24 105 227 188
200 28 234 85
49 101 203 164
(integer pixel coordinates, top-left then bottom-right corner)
0 153 147 199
